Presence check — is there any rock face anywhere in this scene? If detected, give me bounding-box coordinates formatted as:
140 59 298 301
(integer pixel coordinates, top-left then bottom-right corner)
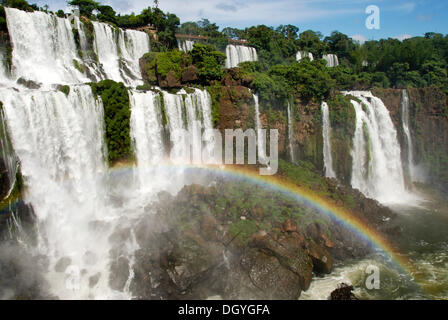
127 178 395 300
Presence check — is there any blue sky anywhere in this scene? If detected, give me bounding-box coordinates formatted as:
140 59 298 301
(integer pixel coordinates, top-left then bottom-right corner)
36 0 448 41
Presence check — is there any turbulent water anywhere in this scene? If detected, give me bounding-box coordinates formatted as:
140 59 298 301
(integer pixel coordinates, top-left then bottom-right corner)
287 102 295 162
323 54 339 67
178 39 194 52
401 89 415 182
4 8 149 87
225 45 258 68
296 51 314 61
321 102 336 178
301 196 448 300
346 91 411 204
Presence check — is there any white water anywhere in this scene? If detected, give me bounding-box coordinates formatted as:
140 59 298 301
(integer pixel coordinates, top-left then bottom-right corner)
287 102 295 162
321 102 336 178
225 45 258 68
93 22 149 86
296 51 314 62
401 89 415 182
5 8 89 85
4 8 149 87
0 85 142 299
0 107 18 198
178 39 194 52
129 90 165 193
345 91 412 204
323 54 339 68
160 88 215 164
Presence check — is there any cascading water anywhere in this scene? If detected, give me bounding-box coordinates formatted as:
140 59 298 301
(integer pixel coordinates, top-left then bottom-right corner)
287 102 295 162
178 39 194 52
225 45 258 68
0 107 18 198
129 90 165 193
92 22 149 86
4 8 149 87
345 91 410 204
296 51 314 62
321 102 336 178
0 85 142 299
253 94 266 163
401 89 415 182
160 88 215 164
323 54 339 68
5 7 89 85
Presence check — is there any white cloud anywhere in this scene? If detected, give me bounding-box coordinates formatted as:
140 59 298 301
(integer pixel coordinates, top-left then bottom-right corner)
351 34 367 44
100 0 362 27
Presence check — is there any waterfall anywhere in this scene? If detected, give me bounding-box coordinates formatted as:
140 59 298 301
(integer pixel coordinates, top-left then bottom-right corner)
401 89 415 182
323 54 339 67
178 39 194 52
92 22 149 86
225 45 258 68
346 91 410 203
0 85 142 299
253 94 266 162
321 102 336 178
4 8 149 87
159 88 215 163
296 51 314 62
287 102 295 162
0 107 18 198
5 7 89 85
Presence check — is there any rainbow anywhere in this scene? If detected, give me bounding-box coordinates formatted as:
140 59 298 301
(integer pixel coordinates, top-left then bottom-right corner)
2 162 421 289
112 162 416 275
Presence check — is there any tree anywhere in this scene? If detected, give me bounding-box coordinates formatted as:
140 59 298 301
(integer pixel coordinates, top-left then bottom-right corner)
67 0 99 18
97 5 117 25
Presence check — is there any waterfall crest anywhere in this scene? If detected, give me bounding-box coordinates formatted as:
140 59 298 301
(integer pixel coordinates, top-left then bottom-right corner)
323 54 339 67
225 45 258 68
178 39 194 52
296 51 314 61
4 8 149 87
321 102 336 178
346 91 411 203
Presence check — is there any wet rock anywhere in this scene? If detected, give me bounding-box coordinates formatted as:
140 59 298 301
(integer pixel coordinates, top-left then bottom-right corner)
330 283 359 300
109 256 130 291
16 77 41 89
306 241 333 274
54 257 72 273
89 273 101 288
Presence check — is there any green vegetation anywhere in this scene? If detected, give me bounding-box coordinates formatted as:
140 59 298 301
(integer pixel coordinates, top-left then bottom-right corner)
67 0 180 50
89 80 131 164
58 85 70 96
141 43 225 87
190 43 226 83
